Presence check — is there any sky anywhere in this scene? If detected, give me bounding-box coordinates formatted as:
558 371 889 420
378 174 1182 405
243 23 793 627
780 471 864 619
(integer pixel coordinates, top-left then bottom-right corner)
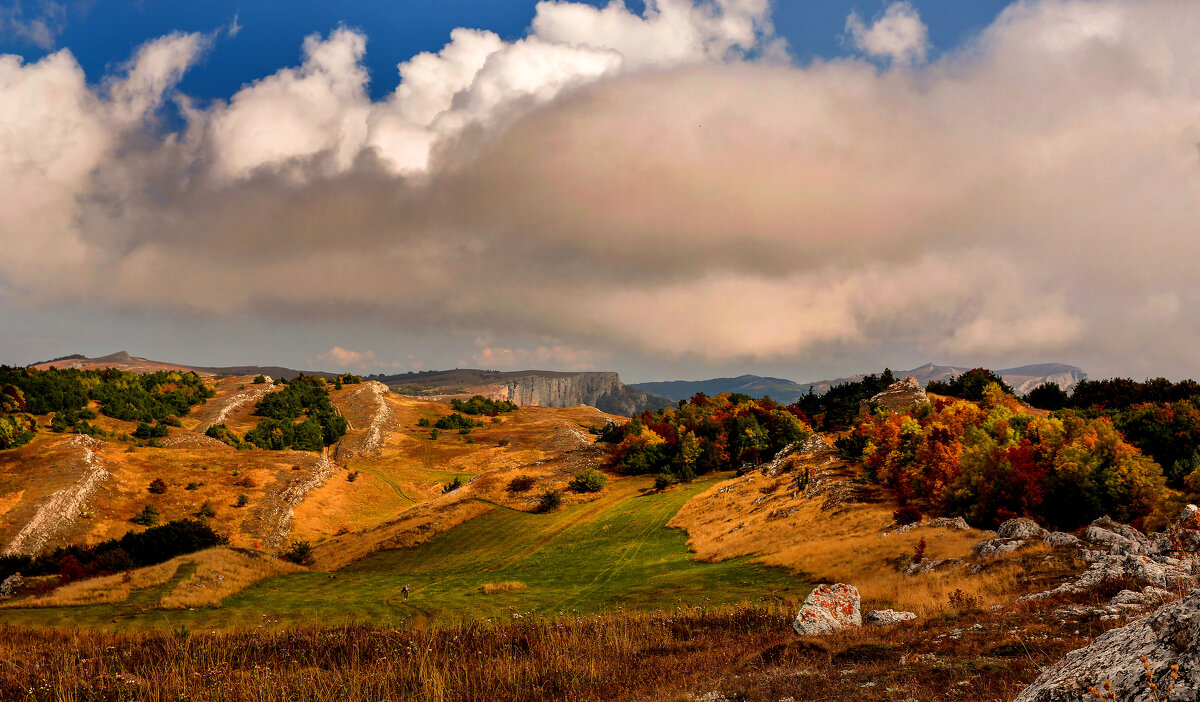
1 0 1197 384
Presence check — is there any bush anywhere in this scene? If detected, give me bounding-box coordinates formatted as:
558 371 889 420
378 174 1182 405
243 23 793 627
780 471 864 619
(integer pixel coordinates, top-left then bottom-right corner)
235 494 249 508
450 395 518 416
497 438 510 447
253 375 267 384
654 473 678 491
196 501 216 519
567 469 608 493
347 470 359 482
536 489 563 513
508 475 536 492
233 475 257 488
417 417 431 427
430 429 439 440
185 481 202 490
148 478 168 494
131 504 160 526
281 540 315 566
434 413 475 431
443 477 464 494
893 504 923 526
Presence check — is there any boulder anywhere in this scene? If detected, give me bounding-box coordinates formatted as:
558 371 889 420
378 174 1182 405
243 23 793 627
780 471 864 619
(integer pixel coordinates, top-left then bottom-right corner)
973 537 1026 559
997 518 1048 541
793 583 861 636
0 573 23 597
865 609 917 625
1043 531 1082 548
1015 589 1200 702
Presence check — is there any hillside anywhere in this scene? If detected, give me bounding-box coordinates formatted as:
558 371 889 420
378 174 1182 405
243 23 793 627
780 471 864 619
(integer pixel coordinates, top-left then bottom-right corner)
632 362 1087 403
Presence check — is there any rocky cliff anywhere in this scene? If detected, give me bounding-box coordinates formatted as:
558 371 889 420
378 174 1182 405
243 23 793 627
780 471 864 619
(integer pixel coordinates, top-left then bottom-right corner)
494 372 671 416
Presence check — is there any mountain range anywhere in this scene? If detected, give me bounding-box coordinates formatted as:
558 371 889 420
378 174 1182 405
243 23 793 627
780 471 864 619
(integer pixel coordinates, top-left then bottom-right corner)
631 363 1088 404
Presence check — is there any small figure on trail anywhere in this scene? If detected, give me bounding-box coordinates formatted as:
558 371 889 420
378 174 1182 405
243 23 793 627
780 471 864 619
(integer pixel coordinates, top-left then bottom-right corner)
402 584 410 600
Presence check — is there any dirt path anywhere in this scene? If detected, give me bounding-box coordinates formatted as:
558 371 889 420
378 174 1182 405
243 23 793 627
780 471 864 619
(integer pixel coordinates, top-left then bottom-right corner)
252 449 338 550
194 378 274 433
3 435 109 557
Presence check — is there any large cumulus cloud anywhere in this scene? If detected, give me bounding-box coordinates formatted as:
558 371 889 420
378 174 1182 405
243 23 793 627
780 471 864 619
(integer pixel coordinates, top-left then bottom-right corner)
2 0 1199 374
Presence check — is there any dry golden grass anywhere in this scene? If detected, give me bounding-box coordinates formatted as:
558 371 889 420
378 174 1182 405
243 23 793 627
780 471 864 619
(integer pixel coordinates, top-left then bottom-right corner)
2 559 181 608
159 547 303 608
310 497 494 571
669 452 1020 617
477 581 526 594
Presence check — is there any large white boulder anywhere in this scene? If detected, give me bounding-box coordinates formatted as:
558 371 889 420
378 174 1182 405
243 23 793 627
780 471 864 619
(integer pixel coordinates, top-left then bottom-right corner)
793 583 862 636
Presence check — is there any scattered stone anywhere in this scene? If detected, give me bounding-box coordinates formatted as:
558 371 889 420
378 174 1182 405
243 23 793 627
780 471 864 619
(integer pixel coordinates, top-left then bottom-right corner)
1015 589 1200 702
793 583 862 636
865 609 917 625
904 557 963 576
0 573 23 597
973 537 1026 559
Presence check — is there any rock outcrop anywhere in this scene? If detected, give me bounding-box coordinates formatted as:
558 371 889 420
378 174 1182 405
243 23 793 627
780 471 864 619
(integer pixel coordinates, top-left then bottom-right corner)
1019 506 1199 600
865 376 928 413
1015 589 1200 702
793 583 861 636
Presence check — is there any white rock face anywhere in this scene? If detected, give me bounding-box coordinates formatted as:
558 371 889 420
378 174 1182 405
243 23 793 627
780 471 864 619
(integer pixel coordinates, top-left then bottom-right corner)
865 609 917 625
793 583 861 636
1015 589 1200 702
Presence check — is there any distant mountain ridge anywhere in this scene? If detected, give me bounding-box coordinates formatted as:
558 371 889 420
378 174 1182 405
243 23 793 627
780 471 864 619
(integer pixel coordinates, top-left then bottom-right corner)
632 363 1088 404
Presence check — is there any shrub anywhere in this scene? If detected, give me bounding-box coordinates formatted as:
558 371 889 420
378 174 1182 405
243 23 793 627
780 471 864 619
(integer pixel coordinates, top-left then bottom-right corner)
536 489 563 513
457 427 471 435
443 477 464 494
893 504 923 526
131 504 160 526
185 481 201 490
430 429 439 440
347 470 359 482
497 438 510 447
450 395 518 416
235 494 249 508
233 475 257 488
148 478 168 494
196 501 216 519
417 417 431 427
281 540 315 566
654 473 678 491
508 475 536 492
253 375 267 384
912 537 927 564
567 469 608 493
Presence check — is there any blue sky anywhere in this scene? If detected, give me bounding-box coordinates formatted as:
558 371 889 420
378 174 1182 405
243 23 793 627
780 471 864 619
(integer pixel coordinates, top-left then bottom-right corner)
2 0 1197 383
2 1 1011 100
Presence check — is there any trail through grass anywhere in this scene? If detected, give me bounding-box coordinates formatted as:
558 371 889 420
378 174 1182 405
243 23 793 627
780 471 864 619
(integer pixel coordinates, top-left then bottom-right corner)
0 476 808 631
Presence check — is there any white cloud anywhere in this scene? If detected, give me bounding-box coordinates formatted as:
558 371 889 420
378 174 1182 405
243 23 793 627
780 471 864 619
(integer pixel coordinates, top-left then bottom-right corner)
313 347 376 369
846 1 929 64
3 0 1200 375
1 1 66 50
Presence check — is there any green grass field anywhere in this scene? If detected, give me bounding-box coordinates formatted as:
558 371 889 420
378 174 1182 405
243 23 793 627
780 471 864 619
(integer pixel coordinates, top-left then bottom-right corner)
0 476 809 632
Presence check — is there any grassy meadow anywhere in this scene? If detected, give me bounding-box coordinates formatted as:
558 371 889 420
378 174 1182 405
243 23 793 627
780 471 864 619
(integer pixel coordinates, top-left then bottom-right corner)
0 475 808 632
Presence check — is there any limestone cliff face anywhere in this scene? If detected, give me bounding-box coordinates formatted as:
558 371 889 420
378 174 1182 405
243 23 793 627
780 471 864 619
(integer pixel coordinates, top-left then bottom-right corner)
493 372 670 417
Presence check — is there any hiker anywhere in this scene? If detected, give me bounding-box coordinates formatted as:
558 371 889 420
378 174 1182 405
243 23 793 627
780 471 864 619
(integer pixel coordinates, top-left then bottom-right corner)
402 584 410 600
